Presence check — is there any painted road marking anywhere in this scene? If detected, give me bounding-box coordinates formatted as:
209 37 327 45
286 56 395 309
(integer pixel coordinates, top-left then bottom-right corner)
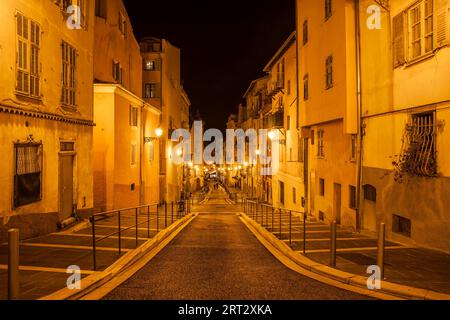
50 233 151 241
0 264 96 275
19 243 132 252
94 225 159 232
301 246 413 254
283 238 363 243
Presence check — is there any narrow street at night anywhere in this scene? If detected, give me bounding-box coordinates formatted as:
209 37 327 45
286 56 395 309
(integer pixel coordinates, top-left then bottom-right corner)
1 0 450 315
104 186 371 300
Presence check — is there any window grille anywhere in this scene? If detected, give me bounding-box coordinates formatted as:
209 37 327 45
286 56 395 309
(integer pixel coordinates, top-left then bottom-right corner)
396 112 437 177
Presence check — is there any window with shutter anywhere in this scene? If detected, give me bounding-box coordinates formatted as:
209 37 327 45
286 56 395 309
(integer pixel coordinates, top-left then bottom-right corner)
434 0 450 48
61 41 77 108
393 12 406 67
16 13 40 98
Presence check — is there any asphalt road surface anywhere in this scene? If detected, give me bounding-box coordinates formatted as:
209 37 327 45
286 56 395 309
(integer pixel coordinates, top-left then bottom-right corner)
105 187 371 300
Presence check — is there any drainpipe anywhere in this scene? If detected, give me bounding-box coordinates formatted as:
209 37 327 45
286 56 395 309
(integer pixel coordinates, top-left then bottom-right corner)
296 1 309 218
140 104 145 206
354 0 364 232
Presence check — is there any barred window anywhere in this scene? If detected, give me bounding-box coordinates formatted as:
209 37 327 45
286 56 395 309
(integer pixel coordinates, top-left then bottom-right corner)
396 112 437 177
14 143 42 207
62 41 77 107
16 13 40 98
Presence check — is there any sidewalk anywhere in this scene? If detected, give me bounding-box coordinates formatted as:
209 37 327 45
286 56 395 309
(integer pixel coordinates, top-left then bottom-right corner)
250 208 450 295
0 207 183 300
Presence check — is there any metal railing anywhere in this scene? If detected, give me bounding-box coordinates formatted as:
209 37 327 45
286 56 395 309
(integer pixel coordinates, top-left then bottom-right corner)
243 198 307 253
89 200 191 271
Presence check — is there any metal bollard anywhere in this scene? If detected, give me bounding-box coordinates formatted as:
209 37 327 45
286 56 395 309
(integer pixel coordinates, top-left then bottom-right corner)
303 212 307 254
377 223 386 279
330 221 337 267
8 229 20 300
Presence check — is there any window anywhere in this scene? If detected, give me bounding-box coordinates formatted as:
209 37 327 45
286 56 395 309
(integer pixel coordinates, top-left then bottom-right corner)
311 129 315 145
351 134 357 161
293 187 297 204
319 178 325 196
325 55 333 89
303 20 309 45
148 140 155 162
317 129 325 157
398 112 437 176
276 59 285 88
303 74 309 100
395 0 449 66
144 59 159 71
325 0 332 20
287 80 291 95
95 0 107 19
145 83 161 98
287 116 291 131
16 13 40 98
393 214 411 238
363 185 377 202
131 143 137 166
298 137 304 163
119 12 127 36
279 181 285 205
409 0 434 59
14 143 42 208
61 41 77 107
60 141 75 152
112 61 123 84
62 0 87 27
129 106 138 127
349 185 357 209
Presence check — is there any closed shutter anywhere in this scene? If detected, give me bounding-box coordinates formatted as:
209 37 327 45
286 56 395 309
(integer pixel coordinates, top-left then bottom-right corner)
434 0 450 48
393 12 406 67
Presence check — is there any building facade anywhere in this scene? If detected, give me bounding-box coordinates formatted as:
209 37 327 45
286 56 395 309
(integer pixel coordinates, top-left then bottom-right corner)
297 0 359 228
359 0 450 251
140 37 191 203
0 0 95 240
264 32 304 212
93 0 161 211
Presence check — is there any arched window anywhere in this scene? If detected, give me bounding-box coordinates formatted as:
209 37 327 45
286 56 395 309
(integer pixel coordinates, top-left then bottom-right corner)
363 185 377 202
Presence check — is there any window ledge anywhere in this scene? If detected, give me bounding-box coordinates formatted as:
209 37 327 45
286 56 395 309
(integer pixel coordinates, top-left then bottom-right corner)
403 52 435 68
16 93 43 104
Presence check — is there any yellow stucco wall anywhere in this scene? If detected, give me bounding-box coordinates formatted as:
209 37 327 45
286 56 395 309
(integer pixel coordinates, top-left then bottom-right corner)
0 0 94 236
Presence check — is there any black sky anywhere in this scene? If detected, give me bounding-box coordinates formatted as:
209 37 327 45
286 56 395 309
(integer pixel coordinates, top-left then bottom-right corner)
123 0 295 130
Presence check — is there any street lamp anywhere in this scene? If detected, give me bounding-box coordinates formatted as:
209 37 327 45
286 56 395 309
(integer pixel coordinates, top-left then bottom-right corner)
155 127 163 138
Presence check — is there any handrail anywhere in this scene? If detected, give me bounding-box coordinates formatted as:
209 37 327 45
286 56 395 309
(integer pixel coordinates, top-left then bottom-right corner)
242 198 307 253
90 200 191 271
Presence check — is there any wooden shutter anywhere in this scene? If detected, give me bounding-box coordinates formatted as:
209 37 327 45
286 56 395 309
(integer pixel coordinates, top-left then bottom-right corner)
434 0 450 48
393 12 406 67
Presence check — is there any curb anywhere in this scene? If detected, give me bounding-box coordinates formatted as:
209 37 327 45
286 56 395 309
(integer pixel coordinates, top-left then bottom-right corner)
239 213 450 301
40 213 197 300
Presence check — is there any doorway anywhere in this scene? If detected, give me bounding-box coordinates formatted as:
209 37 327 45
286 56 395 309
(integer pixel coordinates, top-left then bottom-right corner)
333 183 342 224
59 153 74 222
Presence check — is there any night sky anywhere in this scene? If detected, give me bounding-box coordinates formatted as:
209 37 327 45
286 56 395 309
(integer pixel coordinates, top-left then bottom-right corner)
123 0 295 131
